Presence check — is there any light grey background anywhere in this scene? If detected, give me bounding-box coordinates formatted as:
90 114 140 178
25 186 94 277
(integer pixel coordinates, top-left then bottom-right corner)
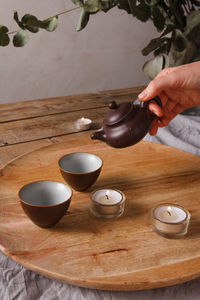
0 0 157 104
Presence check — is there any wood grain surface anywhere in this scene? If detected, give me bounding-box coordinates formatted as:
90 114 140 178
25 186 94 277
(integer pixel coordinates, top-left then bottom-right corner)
0 135 200 290
0 87 142 147
0 87 141 122
0 86 142 167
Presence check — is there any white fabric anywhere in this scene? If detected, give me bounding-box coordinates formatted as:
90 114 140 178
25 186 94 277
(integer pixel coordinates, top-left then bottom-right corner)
1 114 200 300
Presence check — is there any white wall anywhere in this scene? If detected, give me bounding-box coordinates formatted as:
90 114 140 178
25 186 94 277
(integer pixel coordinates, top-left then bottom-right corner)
0 1 157 104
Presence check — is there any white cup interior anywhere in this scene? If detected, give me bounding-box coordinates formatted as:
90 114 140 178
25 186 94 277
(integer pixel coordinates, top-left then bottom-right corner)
59 152 102 174
19 181 72 206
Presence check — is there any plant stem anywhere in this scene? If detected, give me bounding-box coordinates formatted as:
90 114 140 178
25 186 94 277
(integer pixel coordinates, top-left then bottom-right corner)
8 30 17 35
186 0 192 12
183 3 189 14
161 0 171 18
50 6 80 19
163 0 169 8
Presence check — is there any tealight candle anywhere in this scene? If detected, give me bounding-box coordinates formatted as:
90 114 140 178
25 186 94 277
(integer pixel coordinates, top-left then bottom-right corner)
151 204 191 238
90 189 125 219
75 117 92 131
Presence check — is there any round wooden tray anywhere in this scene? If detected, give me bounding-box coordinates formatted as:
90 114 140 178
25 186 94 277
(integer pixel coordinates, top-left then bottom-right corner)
0 136 200 290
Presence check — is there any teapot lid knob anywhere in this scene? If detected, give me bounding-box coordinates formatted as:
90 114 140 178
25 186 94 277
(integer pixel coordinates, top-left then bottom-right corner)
105 101 133 126
109 101 119 109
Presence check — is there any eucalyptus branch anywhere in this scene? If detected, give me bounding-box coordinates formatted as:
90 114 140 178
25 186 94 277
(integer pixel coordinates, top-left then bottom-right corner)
0 0 200 57
8 6 80 36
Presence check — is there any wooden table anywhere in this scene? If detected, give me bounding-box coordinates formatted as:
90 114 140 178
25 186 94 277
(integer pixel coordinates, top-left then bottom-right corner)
0 87 200 291
0 87 141 168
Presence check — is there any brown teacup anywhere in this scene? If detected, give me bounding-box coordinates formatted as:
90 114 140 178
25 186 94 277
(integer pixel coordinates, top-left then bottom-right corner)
58 152 103 191
19 180 72 228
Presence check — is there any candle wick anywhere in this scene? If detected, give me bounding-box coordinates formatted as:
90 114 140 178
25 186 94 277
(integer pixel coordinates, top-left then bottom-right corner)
167 210 171 216
105 194 109 200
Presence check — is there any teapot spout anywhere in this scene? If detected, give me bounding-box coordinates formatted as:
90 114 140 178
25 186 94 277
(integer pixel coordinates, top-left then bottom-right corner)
91 128 106 142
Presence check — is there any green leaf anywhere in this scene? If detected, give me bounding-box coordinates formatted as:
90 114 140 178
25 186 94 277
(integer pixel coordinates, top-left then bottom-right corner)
142 37 170 56
168 1 185 28
117 0 131 14
160 24 175 37
172 31 187 52
186 11 200 32
76 8 90 31
127 0 137 16
0 33 10 46
83 0 101 13
187 24 200 46
13 11 24 29
42 16 58 32
134 1 151 22
76 0 118 14
21 14 39 33
0 25 10 46
18 13 58 33
149 0 160 5
25 26 39 33
101 0 118 12
151 6 165 31
171 30 197 66
13 30 29 47
72 0 84 6
185 10 200 48
143 54 169 80
0 25 9 34
154 39 171 56
21 14 38 24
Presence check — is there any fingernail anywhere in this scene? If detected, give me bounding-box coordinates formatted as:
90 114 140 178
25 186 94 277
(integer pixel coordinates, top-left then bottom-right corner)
151 108 157 115
138 90 148 99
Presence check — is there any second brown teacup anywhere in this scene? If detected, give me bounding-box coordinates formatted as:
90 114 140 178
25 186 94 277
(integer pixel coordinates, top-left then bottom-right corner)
58 152 103 191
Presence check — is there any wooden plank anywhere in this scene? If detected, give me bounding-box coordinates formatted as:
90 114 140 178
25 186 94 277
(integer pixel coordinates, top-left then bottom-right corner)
0 132 91 169
0 138 200 290
0 140 51 170
0 87 143 123
0 107 106 146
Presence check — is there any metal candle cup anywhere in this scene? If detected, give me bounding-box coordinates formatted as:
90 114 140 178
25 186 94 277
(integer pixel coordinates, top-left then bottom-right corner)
151 203 191 238
90 189 125 219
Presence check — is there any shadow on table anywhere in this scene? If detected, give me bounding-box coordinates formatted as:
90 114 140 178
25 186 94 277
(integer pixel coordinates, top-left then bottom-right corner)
187 218 200 239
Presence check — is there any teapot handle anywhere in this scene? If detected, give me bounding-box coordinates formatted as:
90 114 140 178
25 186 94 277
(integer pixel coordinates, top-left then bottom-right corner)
141 96 162 110
141 96 162 117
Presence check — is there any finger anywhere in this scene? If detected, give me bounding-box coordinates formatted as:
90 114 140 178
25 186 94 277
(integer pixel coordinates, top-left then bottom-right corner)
158 118 170 127
158 104 183 126
148 102 163 117
147 91 167 117
149 126 158 136
149 119 159 136
164 98 177 112
138 68 177 100
169 103 184 116
160 91 168 107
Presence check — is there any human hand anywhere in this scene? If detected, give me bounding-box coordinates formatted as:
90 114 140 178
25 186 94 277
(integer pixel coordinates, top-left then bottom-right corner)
138 61 200 135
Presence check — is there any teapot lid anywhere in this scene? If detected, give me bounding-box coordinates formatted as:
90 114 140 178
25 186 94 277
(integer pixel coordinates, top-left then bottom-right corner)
104 101 133 125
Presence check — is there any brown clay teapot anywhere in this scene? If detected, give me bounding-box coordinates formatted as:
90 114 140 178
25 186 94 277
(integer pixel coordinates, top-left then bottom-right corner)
91 97 162 148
